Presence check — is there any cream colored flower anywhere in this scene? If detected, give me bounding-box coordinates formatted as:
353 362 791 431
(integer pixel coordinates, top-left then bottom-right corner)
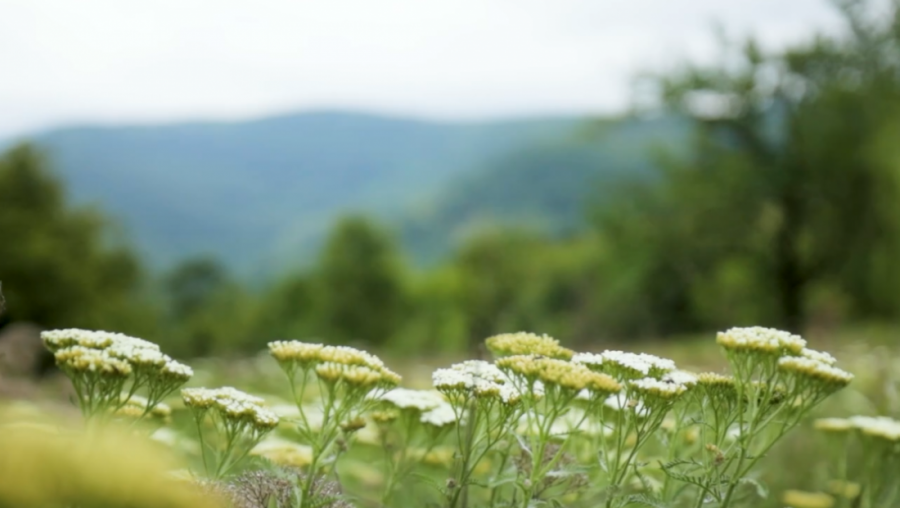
485 332 574 360
717 326 806 355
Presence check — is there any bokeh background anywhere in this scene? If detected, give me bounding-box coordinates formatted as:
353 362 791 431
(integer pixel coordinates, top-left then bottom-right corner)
1 0 899 365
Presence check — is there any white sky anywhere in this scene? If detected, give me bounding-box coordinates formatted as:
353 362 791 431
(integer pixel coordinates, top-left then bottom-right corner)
0 0 845 138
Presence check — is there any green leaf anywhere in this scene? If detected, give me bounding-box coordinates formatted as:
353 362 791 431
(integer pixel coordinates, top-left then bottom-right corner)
624 493 670 507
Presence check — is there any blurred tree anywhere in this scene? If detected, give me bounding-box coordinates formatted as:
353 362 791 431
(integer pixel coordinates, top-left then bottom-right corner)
0 144 151 332
600 0 900 333
311 216 408 346
162 257 255 356
164 257 229 321
252 273 316 342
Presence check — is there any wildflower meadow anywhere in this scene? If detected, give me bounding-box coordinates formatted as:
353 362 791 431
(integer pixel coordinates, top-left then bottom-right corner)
0 326 897 508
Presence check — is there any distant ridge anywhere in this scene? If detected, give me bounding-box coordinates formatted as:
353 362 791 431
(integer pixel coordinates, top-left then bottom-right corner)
20 110 679 277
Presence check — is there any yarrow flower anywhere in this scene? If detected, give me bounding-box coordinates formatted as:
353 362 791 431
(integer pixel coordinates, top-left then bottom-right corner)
183 386 279 479
54 346 132 377
847 415 900 442
496 355 621 397
378 388 446 412
580 350 675 380
629 377 688 401
485 332 574 360
777 356 854 391
267 340 400 388
813 417 855 433
799 348 837 365
662 370 699 387
42 328 160 353
781 490 836 508
419 403 457 427
268 341 325 367
716 326 807 355
43 328 193 421
433 360 507 390
182 386 279 431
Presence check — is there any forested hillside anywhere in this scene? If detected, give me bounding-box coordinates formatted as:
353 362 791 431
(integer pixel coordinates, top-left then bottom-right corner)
21 112 679 275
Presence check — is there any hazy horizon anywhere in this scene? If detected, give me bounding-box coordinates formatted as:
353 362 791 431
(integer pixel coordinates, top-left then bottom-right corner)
1 0 849 139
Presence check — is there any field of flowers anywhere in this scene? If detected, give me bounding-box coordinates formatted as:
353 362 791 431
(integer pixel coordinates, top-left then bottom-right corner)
0 327 898 508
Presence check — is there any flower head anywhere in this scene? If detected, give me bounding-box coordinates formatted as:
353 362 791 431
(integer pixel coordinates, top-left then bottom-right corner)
717 327 806 356
181 386 278 431
586 350 675 380
268 340 399 387
268 341 324 368
662 370 698 387
420 403 457 427
781 490 835 508
777 356 853 392
378 388 445 412
813 418 854 433
161 360 194 383
799 348 837 365
54 346 132 377
485 332 574 360
848 415 900 442
41 328 160 353
497 355 620 397
432 360 525 407
629 377 688 401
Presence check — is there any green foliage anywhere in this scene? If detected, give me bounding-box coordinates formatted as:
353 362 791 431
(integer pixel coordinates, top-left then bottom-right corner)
160 257 256 356
0 143 152 334
308 216 408 346
594 0 900 335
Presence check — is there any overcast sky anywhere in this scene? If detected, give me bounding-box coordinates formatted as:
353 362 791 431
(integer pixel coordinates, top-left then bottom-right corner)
0 0 845 138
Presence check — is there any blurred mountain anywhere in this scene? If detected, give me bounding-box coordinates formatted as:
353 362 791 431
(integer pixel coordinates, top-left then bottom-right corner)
22 111 681 277
400 115 684 262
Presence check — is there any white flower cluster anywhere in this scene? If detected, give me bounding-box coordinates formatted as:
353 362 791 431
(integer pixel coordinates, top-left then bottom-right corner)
813 417 855 432
42 328 160 352
777 356 854 387
799 348 837 365
379 388 445 412
432 360 523 404
662 370 698 386
850 416 900 441
716 326 807 355
816 416 900 442
268 340 400 387
587 350 676 378
571 352 604 367
269 341 385 370
433 360 505 390
485 332 574 359
629 377 689 400
44 328 193 382
182 387 279 430
53 346 132 376
419 403 457 427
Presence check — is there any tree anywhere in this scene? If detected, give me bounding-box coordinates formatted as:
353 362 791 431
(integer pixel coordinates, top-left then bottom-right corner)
0 144 149 332
601 0 900 333
311 216 408 346
161 257 256 356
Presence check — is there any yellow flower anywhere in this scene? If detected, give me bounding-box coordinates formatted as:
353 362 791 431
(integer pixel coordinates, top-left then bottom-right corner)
781 490 834 508
250 438 313 468
485 332 574 360
827 480 860 499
